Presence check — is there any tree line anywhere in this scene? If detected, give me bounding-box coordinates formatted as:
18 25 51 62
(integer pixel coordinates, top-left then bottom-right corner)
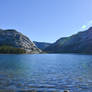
0 45 26 54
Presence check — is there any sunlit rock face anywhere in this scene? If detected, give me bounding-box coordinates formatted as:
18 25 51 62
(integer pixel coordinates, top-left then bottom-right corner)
45 27 92 54
0 29 41 53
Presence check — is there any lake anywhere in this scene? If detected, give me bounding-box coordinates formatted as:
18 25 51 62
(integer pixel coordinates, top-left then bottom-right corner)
0 54 92 92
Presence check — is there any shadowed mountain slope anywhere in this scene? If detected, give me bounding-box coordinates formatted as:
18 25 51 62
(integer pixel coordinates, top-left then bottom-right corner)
45 27 92 54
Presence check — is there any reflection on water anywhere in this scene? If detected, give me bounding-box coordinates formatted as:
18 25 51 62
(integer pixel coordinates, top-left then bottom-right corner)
0 54 92 92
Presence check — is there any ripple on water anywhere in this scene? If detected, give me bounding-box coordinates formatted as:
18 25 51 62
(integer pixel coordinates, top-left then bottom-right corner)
0 54 92 92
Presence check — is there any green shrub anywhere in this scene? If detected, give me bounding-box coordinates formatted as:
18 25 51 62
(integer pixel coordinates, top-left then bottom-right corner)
0 45 26 54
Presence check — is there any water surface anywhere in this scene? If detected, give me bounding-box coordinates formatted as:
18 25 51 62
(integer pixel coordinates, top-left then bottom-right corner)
0 54 92 92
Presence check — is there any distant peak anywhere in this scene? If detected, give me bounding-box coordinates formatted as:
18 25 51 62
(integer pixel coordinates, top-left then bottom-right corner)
0 29 3 31
4 29 17 32
88 27 92 31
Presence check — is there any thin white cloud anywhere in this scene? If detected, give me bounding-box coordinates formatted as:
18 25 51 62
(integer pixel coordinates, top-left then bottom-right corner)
81 20 92 30
88 20 92 24
81 25 87 29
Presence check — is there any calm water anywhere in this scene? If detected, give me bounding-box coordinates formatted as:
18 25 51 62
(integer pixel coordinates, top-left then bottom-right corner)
0 54 92 92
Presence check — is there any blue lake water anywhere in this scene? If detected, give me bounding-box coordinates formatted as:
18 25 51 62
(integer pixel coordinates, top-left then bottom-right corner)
0 54 92 92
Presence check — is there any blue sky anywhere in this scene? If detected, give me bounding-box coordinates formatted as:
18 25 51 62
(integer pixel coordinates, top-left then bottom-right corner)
0 0 92 42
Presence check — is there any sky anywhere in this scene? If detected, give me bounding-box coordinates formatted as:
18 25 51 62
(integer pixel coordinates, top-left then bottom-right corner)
0 0 92 43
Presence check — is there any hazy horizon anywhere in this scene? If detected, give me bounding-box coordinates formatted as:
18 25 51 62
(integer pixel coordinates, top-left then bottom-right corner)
0 0 92 43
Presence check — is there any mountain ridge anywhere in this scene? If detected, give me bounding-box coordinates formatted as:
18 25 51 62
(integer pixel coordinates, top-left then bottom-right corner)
33 41 51 50
44 27 92 54
0 29 41 54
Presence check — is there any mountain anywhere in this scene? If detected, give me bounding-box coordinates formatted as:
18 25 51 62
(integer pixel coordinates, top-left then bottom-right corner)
44 27 92 54
0 29 41 54
33 41 51 50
